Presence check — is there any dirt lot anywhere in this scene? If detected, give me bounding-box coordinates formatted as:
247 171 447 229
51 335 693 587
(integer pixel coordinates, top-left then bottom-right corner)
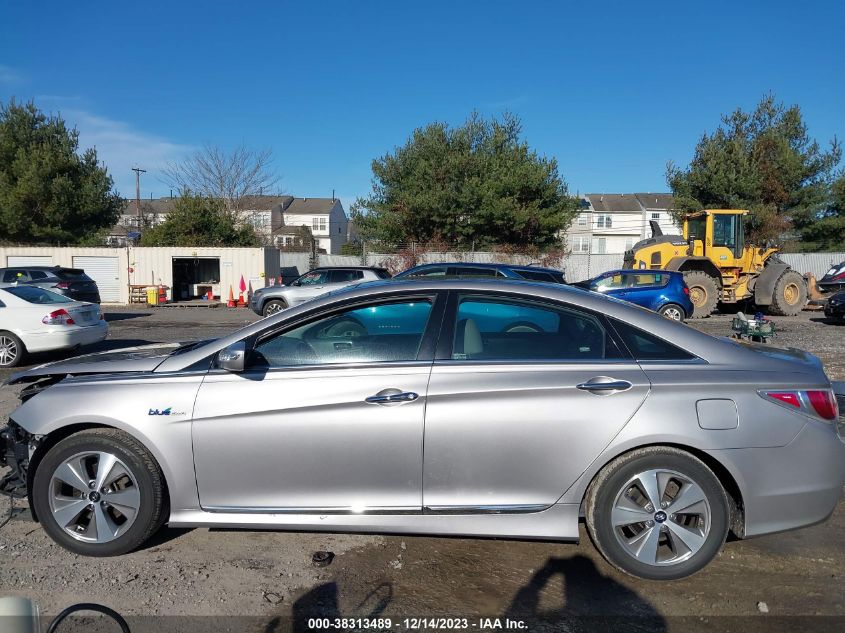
1 307 844 632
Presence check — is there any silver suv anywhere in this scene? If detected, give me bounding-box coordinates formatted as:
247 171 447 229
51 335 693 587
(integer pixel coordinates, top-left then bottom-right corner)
250 267 391 317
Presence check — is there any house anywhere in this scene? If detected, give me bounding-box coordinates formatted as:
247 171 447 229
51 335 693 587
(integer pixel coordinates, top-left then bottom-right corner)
109 195 350 254
273 197 349 254
565 193 680 254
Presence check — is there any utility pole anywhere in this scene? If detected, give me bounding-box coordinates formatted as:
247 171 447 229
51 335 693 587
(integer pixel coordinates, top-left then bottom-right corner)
131 167 146 218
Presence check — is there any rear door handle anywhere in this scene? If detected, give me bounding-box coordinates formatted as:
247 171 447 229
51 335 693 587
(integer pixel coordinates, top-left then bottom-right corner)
365 389 419 405
576 378 633 393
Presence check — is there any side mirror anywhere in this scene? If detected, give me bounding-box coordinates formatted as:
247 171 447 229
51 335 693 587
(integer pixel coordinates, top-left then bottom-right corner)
217 341 246 372
292 280 301 286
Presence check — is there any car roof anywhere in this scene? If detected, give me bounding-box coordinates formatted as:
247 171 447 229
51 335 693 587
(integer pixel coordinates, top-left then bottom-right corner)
404 262 563 273
598 269 683 276
311 266 387 271
155 277 757 373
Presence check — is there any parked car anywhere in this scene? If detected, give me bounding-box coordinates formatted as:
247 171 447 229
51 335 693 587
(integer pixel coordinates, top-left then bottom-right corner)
250 267 391 317
823 290 845 321
0 266 101 304
0 286 108 367
3 279 843 581
395 262 566 283
818 261 845 293
574 269 694 321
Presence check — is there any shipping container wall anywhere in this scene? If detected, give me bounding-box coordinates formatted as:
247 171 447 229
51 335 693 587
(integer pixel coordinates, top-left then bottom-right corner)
0 246 131 303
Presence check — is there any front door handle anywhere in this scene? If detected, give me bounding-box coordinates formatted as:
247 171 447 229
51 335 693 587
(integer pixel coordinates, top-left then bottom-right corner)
365 389 419 405
576 378 633 393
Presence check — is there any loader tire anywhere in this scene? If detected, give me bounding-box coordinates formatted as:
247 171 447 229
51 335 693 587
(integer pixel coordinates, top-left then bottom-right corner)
683 271 719 318
769 270 807 316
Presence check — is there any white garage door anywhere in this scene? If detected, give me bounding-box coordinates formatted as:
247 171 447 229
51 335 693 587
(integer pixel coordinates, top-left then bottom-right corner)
7 256 53 267
72 256 121 303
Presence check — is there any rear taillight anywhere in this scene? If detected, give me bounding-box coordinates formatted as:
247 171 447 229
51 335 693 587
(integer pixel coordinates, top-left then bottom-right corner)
761 389 839 423
807 390 838 421
54 282 70 289
42 309 75 325
683 287 690 295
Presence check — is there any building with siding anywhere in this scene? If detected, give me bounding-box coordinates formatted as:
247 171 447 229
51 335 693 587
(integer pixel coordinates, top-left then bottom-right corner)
565 193 680 254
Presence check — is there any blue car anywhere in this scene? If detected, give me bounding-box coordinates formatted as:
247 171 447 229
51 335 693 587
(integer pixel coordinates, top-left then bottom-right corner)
395 262 566 283
575 269 693 321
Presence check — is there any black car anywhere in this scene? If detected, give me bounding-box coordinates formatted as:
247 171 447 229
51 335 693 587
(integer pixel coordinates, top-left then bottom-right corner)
824 290 845 320
0 266 101 304
395 262 566 283
818 261 845 293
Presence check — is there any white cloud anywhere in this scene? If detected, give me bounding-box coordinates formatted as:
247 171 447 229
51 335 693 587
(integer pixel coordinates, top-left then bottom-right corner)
0 65 24 84
65 109 194 198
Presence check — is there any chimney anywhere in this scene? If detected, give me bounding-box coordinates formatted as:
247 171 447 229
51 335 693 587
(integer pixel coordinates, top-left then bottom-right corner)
332 189 335 201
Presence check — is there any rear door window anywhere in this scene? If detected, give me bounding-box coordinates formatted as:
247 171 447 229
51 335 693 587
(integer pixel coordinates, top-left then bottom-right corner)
409 266 447 277
2 270 30 283
29 270 49 280
329 269 362 283
449 295 625 362
54 268 88 280
610 319 695 361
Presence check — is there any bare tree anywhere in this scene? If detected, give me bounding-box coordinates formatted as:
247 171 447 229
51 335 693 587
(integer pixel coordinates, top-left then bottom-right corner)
161 144 281 222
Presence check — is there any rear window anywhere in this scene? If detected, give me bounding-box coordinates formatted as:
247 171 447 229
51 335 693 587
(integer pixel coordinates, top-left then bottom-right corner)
4 286 74 304
610 318 695 361
374 268 392 279
516 270 556 283
329 269 364 283
54 268 88 280
448 266 501 278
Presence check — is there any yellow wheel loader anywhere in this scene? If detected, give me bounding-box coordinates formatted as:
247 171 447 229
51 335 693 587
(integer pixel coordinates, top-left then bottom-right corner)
622 209 807 318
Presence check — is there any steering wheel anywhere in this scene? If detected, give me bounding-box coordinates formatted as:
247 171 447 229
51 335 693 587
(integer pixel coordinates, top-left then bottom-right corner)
503 322 542 333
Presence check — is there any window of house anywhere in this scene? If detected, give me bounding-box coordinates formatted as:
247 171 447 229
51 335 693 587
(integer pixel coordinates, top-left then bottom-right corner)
596 214 612 229
651 212 661 220
312 217 327 232
592 237 607 254
251 299 434 367
577 213 588 226
572 236 590 253
449 296 624 362
625 237 635 251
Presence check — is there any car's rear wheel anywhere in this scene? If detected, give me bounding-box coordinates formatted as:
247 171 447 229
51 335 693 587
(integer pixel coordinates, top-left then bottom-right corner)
585 446 729 580
658 303 685 322
263 299 286 317
32 429 166 556
0 331 25 367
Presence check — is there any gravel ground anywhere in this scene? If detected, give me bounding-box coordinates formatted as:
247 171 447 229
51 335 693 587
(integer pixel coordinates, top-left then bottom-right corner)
1 306 843 631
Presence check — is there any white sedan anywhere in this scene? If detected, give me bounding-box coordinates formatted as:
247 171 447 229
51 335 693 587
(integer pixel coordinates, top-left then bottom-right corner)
0 286 108 367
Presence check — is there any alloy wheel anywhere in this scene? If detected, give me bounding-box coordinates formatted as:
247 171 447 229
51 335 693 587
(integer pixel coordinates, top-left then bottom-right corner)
662 306 683 321
611 468 711 566
0 335 18 366
48 451 141 543
264 302 284 316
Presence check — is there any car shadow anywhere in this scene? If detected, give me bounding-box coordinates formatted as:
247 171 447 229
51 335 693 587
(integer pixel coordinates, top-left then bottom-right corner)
810 316 844 325
103 311 152 322
288 581 393 633
503 555 667 631
134 526 195 552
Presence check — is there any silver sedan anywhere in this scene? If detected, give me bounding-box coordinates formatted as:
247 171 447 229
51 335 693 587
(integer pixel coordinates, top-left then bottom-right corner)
2 279 844 580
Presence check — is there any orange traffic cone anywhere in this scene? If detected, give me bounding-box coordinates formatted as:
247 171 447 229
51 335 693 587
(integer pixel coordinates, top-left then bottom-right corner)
237 293 246 307
206 289 213 301
227 286 235 308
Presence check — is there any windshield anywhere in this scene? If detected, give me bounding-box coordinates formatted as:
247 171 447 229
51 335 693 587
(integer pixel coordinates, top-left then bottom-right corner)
4 286 74 304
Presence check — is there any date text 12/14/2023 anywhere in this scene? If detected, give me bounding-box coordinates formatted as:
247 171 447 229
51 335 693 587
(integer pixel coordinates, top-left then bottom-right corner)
307 618 528 630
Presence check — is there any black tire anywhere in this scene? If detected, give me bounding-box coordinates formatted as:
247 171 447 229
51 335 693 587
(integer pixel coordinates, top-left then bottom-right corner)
32 428 166 556
768 270 807 316
0 331 26 368
262 299 287 317
682 271 719 318
585 446 729 580
658 303 686 322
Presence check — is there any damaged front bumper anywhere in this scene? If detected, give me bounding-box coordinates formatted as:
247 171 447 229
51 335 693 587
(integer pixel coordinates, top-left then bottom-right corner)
0 422 34 496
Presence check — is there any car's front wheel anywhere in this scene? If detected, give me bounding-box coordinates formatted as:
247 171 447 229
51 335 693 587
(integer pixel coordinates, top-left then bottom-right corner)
262 299 287 317
585 446 729 580
32 428 166 556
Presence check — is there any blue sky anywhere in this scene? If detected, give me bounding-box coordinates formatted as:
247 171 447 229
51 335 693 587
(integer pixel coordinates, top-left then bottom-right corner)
1 1 843 212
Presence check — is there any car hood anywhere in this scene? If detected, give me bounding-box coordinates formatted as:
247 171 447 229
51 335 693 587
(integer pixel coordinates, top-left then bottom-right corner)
6 343 181 385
